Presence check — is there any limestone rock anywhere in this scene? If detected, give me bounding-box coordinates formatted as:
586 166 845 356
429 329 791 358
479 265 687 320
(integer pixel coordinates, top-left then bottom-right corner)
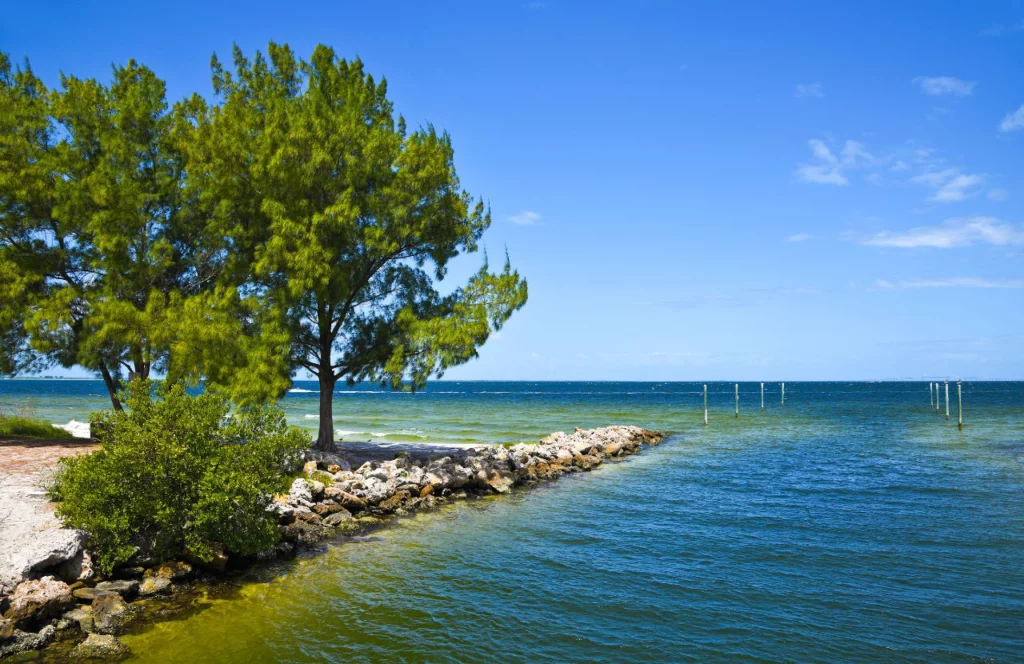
91 594 137 635
56 549 94 584
323 510 353 527
74 632 129 659
323 487 367 512
4 576 73 625
0 617 13 641
288 478 314 506
0 625 55 658
151 560 192 581
94 580 139 598
138 576 171 596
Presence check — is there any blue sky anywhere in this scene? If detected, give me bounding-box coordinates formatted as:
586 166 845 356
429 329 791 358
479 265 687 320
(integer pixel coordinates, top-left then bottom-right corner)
4 1 1024 380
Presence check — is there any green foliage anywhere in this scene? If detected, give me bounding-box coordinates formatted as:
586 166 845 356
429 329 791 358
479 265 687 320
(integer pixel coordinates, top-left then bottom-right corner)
196 43 528 447
0 53 228 409
0 408 74 439
48 380 306 574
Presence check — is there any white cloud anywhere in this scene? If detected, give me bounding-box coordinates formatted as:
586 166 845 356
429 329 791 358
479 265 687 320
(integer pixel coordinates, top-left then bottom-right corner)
981 20 1024 36
795 82 824 98
861 217 1024 248
507 210 541 225
910 168 985 202
988 188 1009 202
913 76 976 96
795 138 874 186
998 104 1024 132
785 233 813 242
875 277 1024 289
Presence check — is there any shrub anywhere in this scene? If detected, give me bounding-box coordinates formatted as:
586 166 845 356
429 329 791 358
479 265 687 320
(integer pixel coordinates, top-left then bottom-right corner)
49 380 307 574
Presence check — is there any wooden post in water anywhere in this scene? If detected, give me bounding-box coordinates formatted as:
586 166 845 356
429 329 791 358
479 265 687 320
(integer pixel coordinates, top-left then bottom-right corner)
957 380 963 430
781 382 785 407
929 382 933 407
944 380 949 421
761 382 765 410
936 383 940 414
735 383 739 418
703 384 708 426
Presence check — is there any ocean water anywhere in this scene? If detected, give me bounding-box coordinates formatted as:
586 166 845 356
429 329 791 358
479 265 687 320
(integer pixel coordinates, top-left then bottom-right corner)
2 380 1022 662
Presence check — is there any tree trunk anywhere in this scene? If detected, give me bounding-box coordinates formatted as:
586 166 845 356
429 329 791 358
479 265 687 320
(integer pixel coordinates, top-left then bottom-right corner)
98 361 123 411
315 372 336 451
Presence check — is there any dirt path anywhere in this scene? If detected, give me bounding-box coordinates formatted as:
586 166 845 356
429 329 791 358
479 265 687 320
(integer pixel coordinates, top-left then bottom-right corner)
0 438 96 594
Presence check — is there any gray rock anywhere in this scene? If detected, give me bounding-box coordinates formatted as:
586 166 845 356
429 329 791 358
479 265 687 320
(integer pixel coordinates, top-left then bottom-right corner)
288 478 313 505
91 594 137 635
138 576 171 596
94 580 139 598
0 625 55 658
323 509 353 527
74 632 129 659
56 549 94 584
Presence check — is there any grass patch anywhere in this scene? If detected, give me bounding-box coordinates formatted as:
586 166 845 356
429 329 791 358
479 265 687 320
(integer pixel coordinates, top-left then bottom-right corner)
0 411 74 439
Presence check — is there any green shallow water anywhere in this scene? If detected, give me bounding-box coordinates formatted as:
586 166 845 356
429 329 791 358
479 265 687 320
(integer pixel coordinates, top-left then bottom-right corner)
2 381 1022 662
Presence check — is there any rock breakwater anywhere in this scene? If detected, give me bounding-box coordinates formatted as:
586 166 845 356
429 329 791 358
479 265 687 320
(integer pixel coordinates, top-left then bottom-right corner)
0 425 663 659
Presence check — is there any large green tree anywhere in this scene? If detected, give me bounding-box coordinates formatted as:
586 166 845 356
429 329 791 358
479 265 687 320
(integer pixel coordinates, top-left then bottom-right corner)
198 44 527 449
0 54 223 409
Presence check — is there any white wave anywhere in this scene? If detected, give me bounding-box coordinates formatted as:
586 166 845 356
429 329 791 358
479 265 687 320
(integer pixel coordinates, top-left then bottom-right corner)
54 420 91 438
335 429 368 437
288 388 317 393
303 414 319 419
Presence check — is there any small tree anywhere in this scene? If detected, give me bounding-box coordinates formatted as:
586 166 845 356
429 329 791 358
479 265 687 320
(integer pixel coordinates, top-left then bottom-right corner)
48 380 306 573
198 44 528 449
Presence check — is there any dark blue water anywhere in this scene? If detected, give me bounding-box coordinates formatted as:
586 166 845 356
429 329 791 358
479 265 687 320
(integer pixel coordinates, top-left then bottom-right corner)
3 380 1022 661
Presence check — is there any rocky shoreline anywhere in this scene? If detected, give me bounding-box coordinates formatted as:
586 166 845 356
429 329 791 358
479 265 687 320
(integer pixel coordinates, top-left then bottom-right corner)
0 425 664 660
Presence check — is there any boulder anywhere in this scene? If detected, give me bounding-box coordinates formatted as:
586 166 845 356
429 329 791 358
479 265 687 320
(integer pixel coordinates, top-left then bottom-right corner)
0 617 13 641
324 487 367 512
74 632 129 659
0 625 55 658
0 528 86 595
302 460 319 477
323 510 353 527
94 580 139 598
376 491 410 513
4 576 73 625
91 594 137 635
138 576 171 596
150 561 192 581
309 480 326 501
288 478 314 506
63 606 94 633
312 502 346 517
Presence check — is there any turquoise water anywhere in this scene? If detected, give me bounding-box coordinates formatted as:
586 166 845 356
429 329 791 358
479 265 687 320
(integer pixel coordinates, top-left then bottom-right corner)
2 380 1023 662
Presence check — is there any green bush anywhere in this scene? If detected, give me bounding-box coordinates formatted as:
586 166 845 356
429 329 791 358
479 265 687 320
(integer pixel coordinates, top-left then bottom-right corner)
49 380 307 574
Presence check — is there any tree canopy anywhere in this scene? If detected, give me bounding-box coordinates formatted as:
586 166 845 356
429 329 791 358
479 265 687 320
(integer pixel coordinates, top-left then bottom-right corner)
0 44 527 442
197 43 527 448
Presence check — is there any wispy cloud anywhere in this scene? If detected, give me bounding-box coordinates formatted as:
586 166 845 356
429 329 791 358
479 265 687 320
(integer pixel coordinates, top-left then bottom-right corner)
988 188 1009 202
913 76 976 96
861 217 1024 248
875 277 1024 289
980 20 1024 36
910 168 985 202
998 104 1024 132
785 233 813 242
507 210 541 225
795 138 875 186
794 82 824 98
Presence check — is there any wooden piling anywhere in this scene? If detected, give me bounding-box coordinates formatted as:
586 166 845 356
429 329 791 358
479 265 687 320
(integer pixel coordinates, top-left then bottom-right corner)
735 383 739 418
781 382 785 407
761 382 764 410
944 380 949 421
936 383 940 414
929 382 933 407
703 384 708 426
957 380 962 430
